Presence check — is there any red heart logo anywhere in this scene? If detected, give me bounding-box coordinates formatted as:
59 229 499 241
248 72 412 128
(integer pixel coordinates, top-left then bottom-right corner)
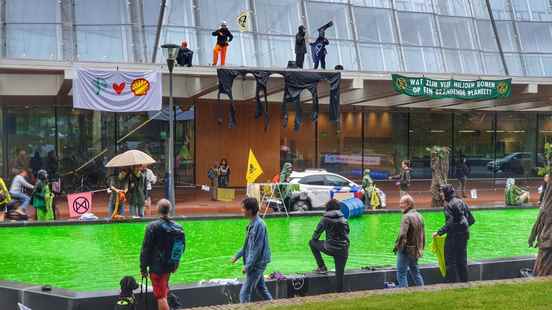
112 82 125 95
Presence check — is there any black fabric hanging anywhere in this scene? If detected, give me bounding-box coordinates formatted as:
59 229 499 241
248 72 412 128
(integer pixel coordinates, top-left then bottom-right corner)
216 68 341 131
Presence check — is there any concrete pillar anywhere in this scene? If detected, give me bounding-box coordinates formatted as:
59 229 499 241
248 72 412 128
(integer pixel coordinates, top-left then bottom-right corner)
61 0 76 61
129 0 148 63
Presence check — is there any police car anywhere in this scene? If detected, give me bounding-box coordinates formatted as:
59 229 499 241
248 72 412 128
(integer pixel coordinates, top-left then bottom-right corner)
287 169 363 211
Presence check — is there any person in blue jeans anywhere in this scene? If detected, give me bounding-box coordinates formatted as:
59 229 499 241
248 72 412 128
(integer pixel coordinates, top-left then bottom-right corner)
231 197 272 303
9 169 34 213
394 194 425 288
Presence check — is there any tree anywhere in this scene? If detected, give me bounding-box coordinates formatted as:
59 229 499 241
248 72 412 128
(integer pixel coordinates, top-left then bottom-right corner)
428 146 449 208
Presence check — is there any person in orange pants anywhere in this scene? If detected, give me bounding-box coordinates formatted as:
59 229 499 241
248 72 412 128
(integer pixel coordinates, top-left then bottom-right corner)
212 21 233 66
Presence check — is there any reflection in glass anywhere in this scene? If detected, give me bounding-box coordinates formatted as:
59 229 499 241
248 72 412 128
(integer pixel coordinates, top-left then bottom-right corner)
454 112 494 179
495 113 538 178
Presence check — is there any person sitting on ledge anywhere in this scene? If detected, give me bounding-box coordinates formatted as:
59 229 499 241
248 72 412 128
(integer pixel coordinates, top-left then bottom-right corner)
309 199 350 292
505 178 530 206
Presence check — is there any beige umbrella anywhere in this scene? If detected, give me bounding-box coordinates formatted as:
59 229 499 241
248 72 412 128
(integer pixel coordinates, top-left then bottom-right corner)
105 150 156 167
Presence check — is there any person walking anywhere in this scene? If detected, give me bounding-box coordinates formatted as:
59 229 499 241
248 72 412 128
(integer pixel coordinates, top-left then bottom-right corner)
309 199 350 292
9 169 34 213
231 197 272 303
140 199 185 310
294 25 307 68
217 158 231 188
455 157 470 198
212 21 233 66
390 160 412 197
394 194 425 288
129 166 146 218
433 185 475 283
31 170 54 221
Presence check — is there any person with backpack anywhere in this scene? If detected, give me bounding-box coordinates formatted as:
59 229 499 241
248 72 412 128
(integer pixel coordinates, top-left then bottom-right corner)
231 197 272 303
433 184 475 283
140 199 185 310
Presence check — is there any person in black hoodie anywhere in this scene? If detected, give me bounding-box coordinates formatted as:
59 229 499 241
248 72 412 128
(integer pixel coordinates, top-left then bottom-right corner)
295 25 307 68
176 41 193 67
433 184 475 283
212 21 233 66
309 199 350 292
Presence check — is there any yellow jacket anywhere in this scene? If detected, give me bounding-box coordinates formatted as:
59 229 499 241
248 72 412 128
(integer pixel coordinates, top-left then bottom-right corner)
0 177 11 207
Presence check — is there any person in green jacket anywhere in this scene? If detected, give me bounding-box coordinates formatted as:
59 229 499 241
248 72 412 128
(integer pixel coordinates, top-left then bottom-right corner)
128 166 146 218
32 170 54 221
505 178 529 206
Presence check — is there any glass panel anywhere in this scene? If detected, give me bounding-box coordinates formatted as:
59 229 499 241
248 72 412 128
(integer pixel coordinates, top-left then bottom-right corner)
403 47 444 73
6 0 60 23
175 107 195 185
438 17 476 49
512 0 552 21
255 0 301 35
146 26 199 64
495 113 538 178
517 22 552 52
74 0 129 24
409 112 452 179
5 106 55 178
76 25 132 62
443 49 483 74
394 0 434 12
319 111 363 181
143 0 163 26
325 175 350 186
435 0 471 17
471 0 491 19
350 0 391 8
324 40 359 70
280 112 315 171
197 0 248 31
482 52 506 74
354 7 396 43
523 54 552 76
299 175 325 185
495 21 519 52
397 12 438 46
307 2 352 40
539 114 552 162
454 112 494 179
257 35 295 68
118 113 169 182
56 109 113 189
504 53 524 75
476 20 499 52
6 24 60 60
164 0 195 26
364 111 408 180
359 43 401 71
490 0 512 20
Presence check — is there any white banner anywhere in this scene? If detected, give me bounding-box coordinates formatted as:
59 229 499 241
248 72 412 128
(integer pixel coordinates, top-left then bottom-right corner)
237 11 251 32
73 67 162 112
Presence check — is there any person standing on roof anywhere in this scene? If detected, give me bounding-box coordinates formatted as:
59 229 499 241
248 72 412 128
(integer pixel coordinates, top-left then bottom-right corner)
212 21 233 66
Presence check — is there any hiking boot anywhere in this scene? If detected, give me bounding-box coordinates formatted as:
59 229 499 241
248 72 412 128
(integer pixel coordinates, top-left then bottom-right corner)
314 266 328 274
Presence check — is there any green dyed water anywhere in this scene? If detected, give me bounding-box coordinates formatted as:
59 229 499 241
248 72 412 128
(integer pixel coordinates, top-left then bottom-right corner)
0 209 538 291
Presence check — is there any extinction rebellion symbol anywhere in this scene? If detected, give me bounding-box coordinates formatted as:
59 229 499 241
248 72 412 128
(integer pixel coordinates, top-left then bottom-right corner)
72 196 91 215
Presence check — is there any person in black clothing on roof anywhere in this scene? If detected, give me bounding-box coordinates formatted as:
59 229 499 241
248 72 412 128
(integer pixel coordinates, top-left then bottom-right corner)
433 184 475 283
212 21 233 66
295 25 307 68
176 41 193 67
140 199 185 310
309 199 350 292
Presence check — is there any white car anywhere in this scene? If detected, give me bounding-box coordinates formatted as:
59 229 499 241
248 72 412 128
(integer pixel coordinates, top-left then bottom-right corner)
287 169 363 211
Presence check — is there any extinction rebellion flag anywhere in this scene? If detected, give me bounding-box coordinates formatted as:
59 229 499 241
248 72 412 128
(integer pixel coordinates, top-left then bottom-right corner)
73 67 162 112
392 74 512 100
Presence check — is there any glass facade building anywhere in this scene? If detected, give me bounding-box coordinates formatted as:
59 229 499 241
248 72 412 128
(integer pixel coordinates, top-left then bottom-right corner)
1 0 552 187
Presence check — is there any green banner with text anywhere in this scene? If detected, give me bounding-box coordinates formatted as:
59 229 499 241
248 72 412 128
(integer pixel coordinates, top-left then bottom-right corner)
392 74 512 100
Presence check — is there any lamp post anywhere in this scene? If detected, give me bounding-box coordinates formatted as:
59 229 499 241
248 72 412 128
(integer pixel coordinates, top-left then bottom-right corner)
161 43 180 214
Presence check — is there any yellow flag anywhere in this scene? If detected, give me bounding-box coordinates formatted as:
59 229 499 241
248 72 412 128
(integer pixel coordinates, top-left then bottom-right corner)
237 11 251 32
246 149 263 184
431 235 447 278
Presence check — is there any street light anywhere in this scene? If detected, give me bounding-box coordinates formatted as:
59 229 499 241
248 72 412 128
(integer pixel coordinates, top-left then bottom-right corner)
161 43 179 214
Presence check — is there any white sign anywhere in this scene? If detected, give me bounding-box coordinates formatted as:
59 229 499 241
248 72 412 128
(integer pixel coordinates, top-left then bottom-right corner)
237 11 251 32
73 67 162 112
323 154 381 166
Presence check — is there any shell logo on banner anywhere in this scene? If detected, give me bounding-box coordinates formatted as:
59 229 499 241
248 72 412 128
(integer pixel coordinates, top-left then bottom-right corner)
131 78 151 96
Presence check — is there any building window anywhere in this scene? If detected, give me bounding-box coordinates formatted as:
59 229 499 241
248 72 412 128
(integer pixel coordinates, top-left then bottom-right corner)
353 7 396 43
255 0 301 35
280 112 316 172
512 0 552 21
5 0 61 60
306 1 353 40
454 112 494 179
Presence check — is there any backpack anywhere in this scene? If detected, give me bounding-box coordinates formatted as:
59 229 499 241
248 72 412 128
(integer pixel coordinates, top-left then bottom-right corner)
160 221 185 273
